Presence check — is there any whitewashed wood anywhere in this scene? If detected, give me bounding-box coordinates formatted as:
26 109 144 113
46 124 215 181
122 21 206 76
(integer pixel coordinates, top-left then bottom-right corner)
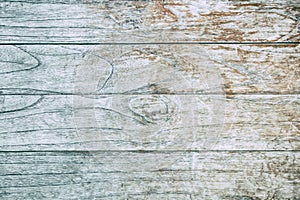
1 1 299 198
0 95 299 151
0 44 299 95
0 151 299 199
0 0 299 43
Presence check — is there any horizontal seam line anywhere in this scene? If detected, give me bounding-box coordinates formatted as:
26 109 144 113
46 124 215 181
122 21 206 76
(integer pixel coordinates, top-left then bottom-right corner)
0 93 299 96
0 150 299 153
0 42 299 45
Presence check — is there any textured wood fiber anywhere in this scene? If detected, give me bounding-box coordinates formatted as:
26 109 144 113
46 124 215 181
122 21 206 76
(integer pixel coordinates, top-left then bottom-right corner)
0 0 299 199
0 95 299 151
0 0 299 43
0 151 299 199
0 44 299 95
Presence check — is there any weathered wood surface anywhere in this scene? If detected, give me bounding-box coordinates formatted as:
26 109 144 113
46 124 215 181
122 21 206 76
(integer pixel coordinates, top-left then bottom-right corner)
0 94 299 151
1 0 299 199
0 151 299 199
0 44 299 95
0 0 299 43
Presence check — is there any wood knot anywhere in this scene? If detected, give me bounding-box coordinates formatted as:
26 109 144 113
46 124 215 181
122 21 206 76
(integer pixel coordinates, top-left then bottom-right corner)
128 96 175 124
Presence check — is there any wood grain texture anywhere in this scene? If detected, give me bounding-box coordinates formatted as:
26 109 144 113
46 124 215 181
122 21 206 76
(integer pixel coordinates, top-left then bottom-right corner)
0 151 299 199
0 0 299 43
0 94 299 151
1 0 299 199
0 44 299 95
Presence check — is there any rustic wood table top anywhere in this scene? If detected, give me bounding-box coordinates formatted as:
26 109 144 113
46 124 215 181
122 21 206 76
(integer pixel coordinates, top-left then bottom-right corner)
0 0 299 199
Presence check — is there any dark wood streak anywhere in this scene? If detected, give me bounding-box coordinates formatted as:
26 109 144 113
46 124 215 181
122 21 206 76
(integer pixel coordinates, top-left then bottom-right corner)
0 46 40 74
0 95 44 114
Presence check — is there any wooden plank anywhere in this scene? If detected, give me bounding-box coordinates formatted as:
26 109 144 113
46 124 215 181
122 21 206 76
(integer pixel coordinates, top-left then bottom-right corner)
0 0 299 43
0 94 299 151
1 1 299 199
0 151 299 199
0 44 299 95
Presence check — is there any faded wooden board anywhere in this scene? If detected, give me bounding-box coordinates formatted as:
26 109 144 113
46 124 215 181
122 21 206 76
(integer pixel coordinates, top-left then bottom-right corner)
1 0 300 199
0 151 299 199
0 95 299 151
0 44 299 95
0 0 299 43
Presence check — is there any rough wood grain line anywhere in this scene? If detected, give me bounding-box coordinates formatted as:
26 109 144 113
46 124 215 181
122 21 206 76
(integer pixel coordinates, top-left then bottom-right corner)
0 44 299 95
0 0 299 43
0 151 299 199
0 95 298 151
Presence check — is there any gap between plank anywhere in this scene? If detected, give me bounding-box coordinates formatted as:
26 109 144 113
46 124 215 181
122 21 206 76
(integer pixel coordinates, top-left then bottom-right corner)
0 150 299 153
0 93 299 96
0 42 299 45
